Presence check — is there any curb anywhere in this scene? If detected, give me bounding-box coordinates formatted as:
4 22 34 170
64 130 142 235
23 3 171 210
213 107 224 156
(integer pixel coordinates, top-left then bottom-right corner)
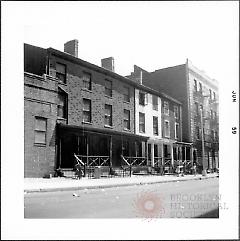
24 175 218 194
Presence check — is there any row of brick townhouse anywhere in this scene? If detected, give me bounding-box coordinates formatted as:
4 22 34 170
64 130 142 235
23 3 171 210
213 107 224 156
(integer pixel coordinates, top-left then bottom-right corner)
127 60 219 173
24 40 217 178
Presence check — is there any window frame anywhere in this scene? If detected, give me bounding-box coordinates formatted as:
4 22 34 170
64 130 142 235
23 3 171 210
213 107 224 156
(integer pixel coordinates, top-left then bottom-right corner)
139 112 145 133
123 86 130 102
34 117 47 145
175 122 180 140
199 82 202 94
174 105 179 119
152 95 158 111
123 109 130 130
164 120 170 138
163 101 169 115
139 91 146 106
104 104 112 127
57 91 68 119
105 79 112 97
194 79 198 92
82 71 92 91
83 98 92 123
56 62 67 84
153 116 159 136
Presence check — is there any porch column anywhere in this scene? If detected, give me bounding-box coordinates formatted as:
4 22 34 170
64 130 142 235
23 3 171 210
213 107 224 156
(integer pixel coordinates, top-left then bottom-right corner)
109 136 113 167
191 146 194 165
146 141 149 165
171 144 174 167
151 143 154 167
135 141 138 157
184 146 187 162
161 143 164 166
59 138 62 168
86 136 89 166
77 136 80 154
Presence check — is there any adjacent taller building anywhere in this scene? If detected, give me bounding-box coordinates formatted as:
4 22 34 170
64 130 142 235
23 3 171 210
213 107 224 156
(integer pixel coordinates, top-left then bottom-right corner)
128 60 219 172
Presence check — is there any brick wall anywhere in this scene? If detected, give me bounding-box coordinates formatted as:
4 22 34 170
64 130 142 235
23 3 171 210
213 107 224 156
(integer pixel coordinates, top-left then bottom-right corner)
142 64 189 142
24 73 58 177
50 55 135 134
161 96 182 141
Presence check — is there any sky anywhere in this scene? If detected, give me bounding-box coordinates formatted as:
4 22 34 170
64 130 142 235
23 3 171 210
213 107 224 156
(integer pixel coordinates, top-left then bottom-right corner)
1 1 239 240
21 1 238 83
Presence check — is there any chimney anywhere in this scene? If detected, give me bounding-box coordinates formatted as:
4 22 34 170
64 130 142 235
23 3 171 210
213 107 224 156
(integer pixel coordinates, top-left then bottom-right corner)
64 39 78 58
101 57 115 72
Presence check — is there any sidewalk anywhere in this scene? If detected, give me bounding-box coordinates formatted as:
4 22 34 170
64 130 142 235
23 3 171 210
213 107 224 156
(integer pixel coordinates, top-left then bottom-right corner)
24 173 219 193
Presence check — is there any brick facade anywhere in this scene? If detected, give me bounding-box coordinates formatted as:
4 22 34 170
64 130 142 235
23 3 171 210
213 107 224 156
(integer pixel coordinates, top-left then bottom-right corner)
24 73 58 177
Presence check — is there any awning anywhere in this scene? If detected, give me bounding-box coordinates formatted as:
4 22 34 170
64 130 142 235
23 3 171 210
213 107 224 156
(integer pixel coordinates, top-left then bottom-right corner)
57 123 149 141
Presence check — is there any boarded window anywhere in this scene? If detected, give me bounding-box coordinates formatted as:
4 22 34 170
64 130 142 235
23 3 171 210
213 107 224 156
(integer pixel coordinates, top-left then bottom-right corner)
34 117 47 144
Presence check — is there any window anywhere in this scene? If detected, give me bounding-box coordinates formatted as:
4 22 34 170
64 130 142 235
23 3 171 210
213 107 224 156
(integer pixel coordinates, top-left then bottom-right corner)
123 86 130 102
211 130 215 140
153 116 158 135
213 91 216 100
199 82 202 94
105 79 112 97
164 120 170 137
139 91 146 106
105 104 112 126
175 123 179 139
123 109 130 130
195 102 199 116
174 106 179 119
56 63 66 83
214 111 217 120
209 89 212 100
34 117 47 145
196 126 200 139
210 110 213 119
57 92 67 119
152 95 158 111
82 72 92 90
194 79 198 92
163 101 169 115
139 112 145 133
83 99 91 123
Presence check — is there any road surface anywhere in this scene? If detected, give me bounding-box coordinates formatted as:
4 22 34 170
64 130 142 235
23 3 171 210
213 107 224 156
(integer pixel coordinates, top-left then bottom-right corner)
24 178 219 218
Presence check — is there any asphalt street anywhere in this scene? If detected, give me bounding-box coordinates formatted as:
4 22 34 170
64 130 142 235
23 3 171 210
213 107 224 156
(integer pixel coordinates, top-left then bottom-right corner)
24 178 219 218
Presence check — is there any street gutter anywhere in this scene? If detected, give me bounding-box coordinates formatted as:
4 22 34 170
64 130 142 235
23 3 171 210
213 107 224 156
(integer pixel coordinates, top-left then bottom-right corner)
24 174 218 194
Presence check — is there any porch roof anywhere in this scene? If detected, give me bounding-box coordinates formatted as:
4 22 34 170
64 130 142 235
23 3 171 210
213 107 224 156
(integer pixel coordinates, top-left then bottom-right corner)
57 123 149 141
175 141 193 146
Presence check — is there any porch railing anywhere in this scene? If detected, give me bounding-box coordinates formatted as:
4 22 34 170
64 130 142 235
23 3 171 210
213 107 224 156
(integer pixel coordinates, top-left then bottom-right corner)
123 156 147 166
74 154 110 166
153 157 162 167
